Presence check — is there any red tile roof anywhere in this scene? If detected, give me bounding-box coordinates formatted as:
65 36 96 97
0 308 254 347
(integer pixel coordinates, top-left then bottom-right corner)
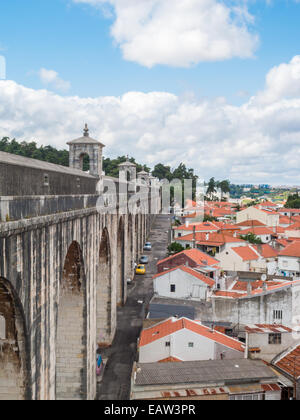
279 242 300 258
279 208 300 214
232 280 280 292
213 291 244 298
245 324 292 334
279 216 292 225
176 232 244 246
213 279 300 299
237 220 266 227
285 222 300 231
157 248 219 267
153 265 215 287
252 244 278 258
260 200 277 207
231 246 260 261
239 227 274 236
158 356 183 363
173 222 219 232
139 317 245 352
274 344 300 379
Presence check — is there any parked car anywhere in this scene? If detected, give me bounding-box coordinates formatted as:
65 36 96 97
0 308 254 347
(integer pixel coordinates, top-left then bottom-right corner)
143 242 152 251
135 264 146 275
139 255 149 264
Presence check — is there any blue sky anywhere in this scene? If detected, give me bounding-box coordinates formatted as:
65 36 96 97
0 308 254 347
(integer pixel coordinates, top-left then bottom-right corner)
1 0 299 101
1 0 300 184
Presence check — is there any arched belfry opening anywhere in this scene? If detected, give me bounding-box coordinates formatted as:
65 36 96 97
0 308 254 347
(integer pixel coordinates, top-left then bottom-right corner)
117 218 125 306
67 124 105 178
56 241 87 400
97 228 112 345
0 277 29 400
79 153 90 172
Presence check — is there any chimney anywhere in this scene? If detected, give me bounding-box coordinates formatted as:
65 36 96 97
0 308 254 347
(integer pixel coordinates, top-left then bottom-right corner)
206 233 209 241
247 281 252 296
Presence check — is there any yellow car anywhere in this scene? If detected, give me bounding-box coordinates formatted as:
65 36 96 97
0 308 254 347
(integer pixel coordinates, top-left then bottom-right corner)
135 264 146 275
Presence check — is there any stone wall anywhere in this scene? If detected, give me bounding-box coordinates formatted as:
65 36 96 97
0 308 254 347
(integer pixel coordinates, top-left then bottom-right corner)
0 161 98 196
0 206 153 400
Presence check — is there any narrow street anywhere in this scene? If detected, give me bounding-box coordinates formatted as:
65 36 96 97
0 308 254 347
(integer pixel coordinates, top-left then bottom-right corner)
97 214 171 400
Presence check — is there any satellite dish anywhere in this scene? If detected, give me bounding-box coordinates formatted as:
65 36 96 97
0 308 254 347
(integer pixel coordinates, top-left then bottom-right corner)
261 274 267 281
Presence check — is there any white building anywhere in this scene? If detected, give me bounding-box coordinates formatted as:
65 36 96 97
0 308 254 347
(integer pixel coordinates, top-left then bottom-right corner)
237 206 279 227
218 245 262 272
239 227 274 244
218 244 278 275
278 242 300 277
138 317 245 363
244 324 298 363
153 265 214 300
212 280 300 328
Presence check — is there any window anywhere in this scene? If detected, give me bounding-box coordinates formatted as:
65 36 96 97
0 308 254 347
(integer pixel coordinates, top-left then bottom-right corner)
273 310 283 321
165 341 170 347
268 333 281 344
282 260 288 267
178 233 182 237
188 342 194 348
0 315 5 339
170 284 176 293
230 393 264 401
43 174 49 187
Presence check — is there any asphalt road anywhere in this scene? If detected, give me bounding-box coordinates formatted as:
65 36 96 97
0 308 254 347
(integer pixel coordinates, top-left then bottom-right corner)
96 214 171 400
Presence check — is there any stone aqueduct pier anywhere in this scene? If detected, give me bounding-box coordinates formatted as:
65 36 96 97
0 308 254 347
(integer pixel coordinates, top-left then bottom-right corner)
0 127 161 400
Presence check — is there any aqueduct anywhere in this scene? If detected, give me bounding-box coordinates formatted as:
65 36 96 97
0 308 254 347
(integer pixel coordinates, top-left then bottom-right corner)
0 127 161 400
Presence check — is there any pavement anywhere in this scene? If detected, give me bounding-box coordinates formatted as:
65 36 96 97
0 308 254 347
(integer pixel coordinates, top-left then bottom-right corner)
96 214 171 400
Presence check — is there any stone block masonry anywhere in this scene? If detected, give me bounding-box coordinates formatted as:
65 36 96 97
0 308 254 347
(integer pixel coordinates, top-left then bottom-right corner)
0 205 155 400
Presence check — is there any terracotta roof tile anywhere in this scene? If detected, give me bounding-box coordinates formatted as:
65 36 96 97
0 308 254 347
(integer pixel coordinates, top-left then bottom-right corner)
231 246 260 261
139 317 244 352
279 242 300 257
153 265 215 287
274 345 300 379
157 248 219 267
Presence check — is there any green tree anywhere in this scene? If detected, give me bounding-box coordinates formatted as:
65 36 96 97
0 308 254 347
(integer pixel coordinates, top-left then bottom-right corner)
240 233 262 244
206 177 216 198
218 179 230 200
285 193 300 209
167 242 185 255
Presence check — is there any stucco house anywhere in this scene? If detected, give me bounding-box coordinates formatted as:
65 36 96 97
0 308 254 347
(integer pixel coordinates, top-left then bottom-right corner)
236 206 279 227
278 241 300 277
153 265 214 300
138 317 245 363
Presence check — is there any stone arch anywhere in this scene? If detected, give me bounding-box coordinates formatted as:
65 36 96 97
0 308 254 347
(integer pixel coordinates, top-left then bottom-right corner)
97 228 112 345
56 241 87 400
0 277 30 400
79 153 90 172
117 217 125 306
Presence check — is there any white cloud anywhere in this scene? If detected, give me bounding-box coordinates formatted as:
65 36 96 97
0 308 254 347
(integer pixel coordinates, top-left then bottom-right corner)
1 56 300 184
256 56 300 104
72 0 259 67
39 68 71 92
